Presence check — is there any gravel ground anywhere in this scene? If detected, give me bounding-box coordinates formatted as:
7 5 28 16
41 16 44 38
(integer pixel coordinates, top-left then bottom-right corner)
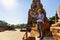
0 29 25 40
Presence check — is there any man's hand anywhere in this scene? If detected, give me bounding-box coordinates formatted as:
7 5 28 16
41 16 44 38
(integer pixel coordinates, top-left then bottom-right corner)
37 18 42 22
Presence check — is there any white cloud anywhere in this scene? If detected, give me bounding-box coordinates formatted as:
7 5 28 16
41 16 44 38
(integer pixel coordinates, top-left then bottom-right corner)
0 0 18 11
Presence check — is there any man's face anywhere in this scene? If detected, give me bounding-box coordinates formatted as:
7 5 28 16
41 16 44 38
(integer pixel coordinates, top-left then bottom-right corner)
37 10 41 14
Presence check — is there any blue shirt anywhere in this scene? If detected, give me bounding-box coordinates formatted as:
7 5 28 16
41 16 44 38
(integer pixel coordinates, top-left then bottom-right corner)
36 13 44 24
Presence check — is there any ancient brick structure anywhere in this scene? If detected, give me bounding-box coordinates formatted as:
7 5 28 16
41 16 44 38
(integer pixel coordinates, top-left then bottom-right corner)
22 0 50 40
0 26 14 32
50 19 60 40
50 5 60 40
27 0 49 32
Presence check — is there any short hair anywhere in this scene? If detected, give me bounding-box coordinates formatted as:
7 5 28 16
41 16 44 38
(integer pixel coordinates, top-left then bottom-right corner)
37 9 42 12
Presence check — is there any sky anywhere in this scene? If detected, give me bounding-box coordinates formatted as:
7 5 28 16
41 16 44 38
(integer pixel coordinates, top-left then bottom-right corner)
0 0 60 25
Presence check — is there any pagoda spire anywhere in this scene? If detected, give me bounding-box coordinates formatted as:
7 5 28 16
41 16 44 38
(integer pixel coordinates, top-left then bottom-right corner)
33 0 40 3
31 0 43 10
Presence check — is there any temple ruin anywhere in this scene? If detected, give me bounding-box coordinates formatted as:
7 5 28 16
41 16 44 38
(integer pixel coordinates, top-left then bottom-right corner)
50 5 60 40
27 0 49 36
22 0 51 40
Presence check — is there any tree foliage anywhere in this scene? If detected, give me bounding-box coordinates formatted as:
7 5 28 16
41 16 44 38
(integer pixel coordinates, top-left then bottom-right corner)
49 16 55 21
0 20 8 26
15 24 27 28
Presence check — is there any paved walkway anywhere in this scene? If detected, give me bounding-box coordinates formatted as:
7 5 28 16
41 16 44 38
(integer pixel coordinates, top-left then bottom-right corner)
0 29 25 40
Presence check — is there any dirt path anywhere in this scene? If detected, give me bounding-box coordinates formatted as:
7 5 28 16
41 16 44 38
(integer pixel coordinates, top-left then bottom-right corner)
0 29 54 40
0 29 25 40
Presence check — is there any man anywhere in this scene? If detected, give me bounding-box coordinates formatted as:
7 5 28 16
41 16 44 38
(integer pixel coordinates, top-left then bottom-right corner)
30 9 44 40
36 9 44 40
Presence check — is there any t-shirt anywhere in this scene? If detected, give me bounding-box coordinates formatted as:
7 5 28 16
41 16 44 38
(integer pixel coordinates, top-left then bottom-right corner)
36 13 44 24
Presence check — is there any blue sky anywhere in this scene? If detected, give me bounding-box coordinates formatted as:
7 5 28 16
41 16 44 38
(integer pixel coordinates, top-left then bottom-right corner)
0 0 60 24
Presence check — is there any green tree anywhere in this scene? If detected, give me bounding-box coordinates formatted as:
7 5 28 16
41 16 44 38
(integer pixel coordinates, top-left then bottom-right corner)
20 24 27 28
0 20 8 26
15 24 20 28
15 24 27 28
49 16 55 21
11 24 15 28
